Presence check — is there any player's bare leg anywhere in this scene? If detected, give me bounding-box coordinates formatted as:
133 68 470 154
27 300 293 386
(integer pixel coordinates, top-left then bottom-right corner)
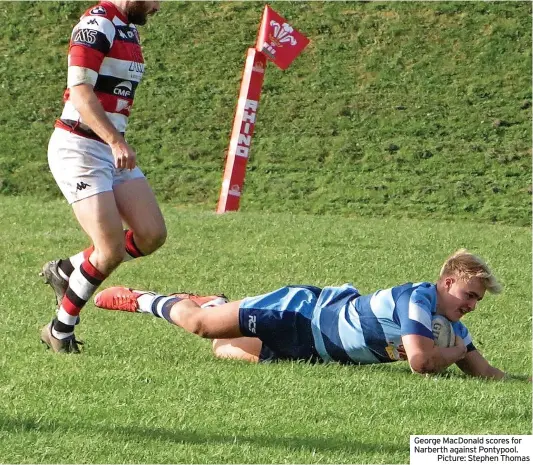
169 300 244 339
41 179 165 310
72 191 126 275
41 191 124 353
94 287 243 342
95 287 262 362
113 178 166 254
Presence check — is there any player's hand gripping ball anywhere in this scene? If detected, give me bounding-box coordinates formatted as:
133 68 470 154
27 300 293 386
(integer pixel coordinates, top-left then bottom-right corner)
432 315 455 348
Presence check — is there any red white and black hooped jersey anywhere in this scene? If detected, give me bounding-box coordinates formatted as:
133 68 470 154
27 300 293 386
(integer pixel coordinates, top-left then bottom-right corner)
55 2 145 137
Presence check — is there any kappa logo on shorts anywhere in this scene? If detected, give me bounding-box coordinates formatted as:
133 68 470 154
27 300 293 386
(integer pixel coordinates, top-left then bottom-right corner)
76 181 91 191
248 315 257 334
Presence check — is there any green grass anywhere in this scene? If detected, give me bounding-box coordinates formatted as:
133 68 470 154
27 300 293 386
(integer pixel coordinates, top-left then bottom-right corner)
0 1 531 225
0 1 531 462
0 196 530 463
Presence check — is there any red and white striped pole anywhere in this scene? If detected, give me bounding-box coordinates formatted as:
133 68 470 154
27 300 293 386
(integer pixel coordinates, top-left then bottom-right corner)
216 49 267 214
216 5 309 214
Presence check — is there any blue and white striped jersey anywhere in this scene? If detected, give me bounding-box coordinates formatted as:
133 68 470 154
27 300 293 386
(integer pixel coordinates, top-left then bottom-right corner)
311 282 475 364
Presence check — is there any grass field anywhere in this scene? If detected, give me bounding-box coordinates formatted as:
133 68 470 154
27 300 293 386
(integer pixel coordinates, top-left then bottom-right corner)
0 1 531 463
0 197 531 463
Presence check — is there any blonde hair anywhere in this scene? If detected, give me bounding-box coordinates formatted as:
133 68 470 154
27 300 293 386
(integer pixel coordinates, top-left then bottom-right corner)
439 249 502 294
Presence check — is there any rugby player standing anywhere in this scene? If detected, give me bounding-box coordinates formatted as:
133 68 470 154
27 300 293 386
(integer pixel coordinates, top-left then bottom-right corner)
40 1 165 353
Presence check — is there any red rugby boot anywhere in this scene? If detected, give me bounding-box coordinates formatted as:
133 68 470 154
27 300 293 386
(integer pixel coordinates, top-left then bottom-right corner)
93 287 151 312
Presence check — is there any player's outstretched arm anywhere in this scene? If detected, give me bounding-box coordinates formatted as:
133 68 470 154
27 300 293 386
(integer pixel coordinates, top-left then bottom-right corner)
456 349 509 380
402 334 467 375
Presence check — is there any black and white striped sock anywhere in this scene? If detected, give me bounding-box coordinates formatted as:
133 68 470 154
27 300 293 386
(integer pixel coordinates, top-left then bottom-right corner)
147 295 183 323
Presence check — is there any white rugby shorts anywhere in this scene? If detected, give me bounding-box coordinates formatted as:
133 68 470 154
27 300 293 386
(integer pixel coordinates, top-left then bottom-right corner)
48 128 145 204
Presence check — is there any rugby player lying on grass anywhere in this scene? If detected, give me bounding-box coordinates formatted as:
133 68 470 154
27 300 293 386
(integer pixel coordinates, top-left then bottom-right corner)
94 249 519 380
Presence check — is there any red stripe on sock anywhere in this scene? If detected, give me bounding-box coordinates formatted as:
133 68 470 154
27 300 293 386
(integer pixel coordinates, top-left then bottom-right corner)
83 245 95 260
124 229 143 258
81 259 107 282
62 296 81 316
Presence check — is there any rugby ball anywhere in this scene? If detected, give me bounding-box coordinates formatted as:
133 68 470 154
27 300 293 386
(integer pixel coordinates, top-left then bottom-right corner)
432 315 455 348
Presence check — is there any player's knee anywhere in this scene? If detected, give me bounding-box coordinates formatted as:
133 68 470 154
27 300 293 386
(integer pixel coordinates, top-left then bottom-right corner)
212 339 223 358
150 224 167 251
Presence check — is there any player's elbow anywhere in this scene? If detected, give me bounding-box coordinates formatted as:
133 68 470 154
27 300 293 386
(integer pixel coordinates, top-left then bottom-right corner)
409 354 439 375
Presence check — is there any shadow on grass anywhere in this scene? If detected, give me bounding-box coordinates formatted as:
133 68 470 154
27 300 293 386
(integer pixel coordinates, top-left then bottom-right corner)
0 414 405 456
